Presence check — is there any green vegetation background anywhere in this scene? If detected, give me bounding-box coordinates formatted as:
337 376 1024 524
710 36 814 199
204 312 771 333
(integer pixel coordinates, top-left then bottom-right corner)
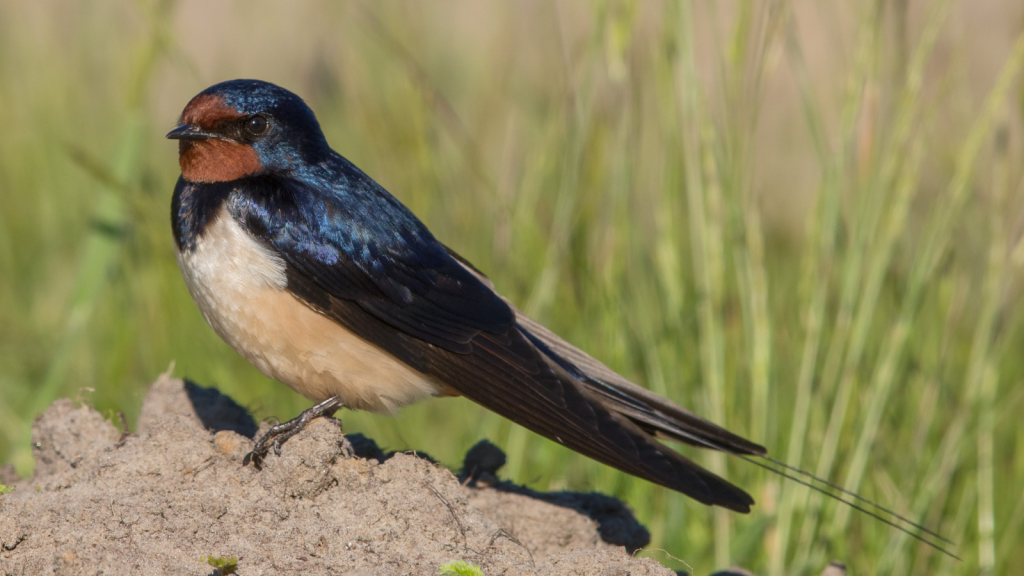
1 1 1023 575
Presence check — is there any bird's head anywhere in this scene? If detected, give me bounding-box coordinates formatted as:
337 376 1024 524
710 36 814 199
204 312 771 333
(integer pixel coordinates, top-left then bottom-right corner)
167 79 329 183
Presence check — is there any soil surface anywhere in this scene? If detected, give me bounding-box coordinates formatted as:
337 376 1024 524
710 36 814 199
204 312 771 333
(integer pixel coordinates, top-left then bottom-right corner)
0 375 677 576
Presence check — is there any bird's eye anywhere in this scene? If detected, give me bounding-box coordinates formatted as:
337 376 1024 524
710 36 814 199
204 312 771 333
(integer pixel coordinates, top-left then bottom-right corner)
246 115 269 136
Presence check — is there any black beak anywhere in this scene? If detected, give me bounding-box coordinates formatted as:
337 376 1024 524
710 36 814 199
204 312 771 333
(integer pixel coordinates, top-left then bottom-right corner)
166 124 217 141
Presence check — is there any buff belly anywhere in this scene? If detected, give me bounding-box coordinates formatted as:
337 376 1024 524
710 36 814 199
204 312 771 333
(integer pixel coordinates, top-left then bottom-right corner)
175 207 444 413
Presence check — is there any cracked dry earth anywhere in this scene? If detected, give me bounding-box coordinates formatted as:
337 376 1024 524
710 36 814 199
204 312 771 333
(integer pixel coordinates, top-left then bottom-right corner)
0 375 677 576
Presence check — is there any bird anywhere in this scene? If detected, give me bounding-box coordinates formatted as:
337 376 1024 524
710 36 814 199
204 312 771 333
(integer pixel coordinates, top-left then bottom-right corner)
162 78 772 514
165 80 959 556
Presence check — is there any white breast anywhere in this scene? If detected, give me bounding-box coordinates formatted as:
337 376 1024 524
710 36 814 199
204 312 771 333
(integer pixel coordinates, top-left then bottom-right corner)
175 207 444 413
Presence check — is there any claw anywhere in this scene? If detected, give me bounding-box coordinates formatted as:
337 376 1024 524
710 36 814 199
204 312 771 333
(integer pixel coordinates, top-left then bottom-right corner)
244 396 343 468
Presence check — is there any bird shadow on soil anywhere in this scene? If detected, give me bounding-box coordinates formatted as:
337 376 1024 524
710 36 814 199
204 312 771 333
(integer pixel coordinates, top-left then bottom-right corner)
183 380 259 438
456 438 652 553
182 380 651 553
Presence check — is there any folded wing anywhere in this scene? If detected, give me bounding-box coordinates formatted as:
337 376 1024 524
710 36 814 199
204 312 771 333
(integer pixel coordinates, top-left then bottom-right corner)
232 173 759 511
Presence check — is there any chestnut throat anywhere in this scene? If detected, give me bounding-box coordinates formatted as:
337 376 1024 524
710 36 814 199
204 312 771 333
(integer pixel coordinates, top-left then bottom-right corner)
179 139 261 183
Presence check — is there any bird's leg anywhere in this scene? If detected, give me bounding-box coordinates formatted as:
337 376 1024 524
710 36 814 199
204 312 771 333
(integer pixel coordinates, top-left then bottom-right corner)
244 396 350 468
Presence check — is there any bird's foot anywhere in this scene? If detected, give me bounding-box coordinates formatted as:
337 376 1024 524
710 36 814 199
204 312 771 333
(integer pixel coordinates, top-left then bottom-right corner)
244 396 343 469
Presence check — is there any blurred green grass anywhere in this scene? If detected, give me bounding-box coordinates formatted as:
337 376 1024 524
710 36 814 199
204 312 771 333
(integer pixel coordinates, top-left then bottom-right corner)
1 1 1023 574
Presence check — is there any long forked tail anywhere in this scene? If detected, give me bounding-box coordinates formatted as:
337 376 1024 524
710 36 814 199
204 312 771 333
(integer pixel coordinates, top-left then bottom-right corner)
617 387 960 560
742 452 958 560
514 315 959 560
444 248 960 560
604 376 960 559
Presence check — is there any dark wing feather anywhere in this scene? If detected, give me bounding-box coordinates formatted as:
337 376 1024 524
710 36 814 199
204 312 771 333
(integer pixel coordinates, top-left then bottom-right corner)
286 269 754 511
233 170 755 511
230 173 514 353
444 246 766 456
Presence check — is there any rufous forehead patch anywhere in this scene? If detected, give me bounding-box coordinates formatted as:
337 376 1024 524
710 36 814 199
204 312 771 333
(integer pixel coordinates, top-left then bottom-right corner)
181 94 244 128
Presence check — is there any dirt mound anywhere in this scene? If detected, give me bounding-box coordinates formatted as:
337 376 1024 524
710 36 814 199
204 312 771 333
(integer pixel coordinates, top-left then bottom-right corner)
0 375 674 576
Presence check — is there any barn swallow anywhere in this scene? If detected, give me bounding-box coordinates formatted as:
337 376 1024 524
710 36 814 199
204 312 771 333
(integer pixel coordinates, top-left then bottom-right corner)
166 78 766 512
